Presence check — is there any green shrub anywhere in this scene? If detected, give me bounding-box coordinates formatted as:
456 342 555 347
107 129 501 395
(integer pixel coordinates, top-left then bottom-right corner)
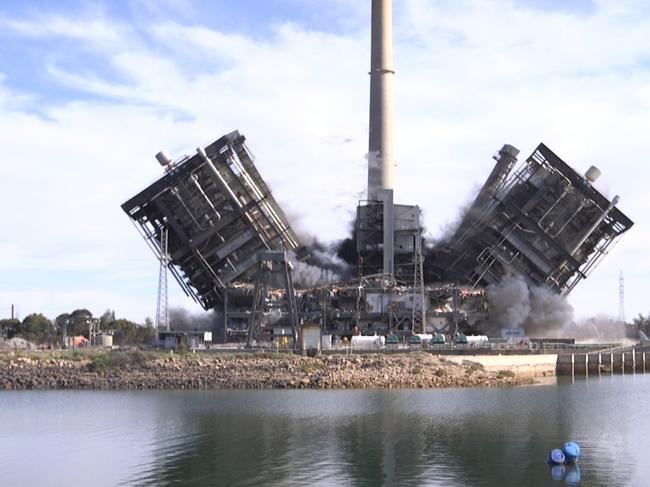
497 369 516 378
463 360 484 373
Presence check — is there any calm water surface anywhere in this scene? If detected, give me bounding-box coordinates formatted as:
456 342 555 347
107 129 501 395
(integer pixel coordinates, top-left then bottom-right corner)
1 375 648 486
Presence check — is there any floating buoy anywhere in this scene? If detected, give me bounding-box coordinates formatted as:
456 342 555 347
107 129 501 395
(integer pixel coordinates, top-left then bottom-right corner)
547 448 566 465
562 441 581 462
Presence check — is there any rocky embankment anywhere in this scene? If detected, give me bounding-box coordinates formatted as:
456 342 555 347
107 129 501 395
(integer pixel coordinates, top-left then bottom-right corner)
0 351 532 390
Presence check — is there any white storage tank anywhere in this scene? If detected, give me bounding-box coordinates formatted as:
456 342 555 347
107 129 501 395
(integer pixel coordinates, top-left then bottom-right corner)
351 335 385 350
98 333 113 348
415 334 433 345
465 335 489 346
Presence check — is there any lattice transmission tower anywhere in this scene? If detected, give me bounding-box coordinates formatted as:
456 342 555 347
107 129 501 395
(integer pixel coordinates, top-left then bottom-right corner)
412 232 426 333
156 226 170 334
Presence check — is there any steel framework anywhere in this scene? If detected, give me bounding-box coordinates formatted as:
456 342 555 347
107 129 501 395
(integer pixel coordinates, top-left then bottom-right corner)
441 143 633 295
122 131 303 311
155 226 170 333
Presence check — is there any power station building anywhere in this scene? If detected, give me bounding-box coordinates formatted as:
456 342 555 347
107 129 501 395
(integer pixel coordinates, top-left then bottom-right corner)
122 0 633 344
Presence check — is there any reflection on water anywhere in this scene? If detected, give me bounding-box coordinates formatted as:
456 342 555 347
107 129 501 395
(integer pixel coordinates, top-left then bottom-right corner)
1 375 649 486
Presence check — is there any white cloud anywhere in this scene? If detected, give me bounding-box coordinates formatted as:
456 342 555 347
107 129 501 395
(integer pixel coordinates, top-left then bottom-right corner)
0 0 648 322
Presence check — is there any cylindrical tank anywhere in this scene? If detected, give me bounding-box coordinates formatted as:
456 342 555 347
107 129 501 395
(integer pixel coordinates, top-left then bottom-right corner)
585 165 601 183
155 150 173 167
432 333 446 344
351 335 385 350
98 333 113 348
465 335 489 344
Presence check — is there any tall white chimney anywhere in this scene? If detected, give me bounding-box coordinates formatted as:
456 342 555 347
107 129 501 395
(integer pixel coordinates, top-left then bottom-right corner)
367 0 395 201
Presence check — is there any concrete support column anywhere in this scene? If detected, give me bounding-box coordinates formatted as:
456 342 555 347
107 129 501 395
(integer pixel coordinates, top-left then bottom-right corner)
601 353 613 374
613 352 623 373
556 354 572 375
574 354 587 375
624 351 634 373
588 353 600 375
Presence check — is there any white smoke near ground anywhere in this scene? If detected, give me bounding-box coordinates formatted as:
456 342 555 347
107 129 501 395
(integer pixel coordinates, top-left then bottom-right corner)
486 275 574 337
565 314 635 344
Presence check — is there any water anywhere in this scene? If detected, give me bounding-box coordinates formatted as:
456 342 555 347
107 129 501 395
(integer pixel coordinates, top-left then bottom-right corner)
1 375 648 486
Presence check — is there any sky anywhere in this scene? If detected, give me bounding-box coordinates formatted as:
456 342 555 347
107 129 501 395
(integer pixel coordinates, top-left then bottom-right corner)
0 0 648 324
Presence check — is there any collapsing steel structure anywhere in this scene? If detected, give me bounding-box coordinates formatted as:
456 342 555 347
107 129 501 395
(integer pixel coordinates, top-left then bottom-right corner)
122 131 303 312
122 0 633 342
439 143 633 296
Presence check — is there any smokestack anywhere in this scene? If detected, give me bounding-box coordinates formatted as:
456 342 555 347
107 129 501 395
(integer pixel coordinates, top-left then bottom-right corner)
368 0 395 201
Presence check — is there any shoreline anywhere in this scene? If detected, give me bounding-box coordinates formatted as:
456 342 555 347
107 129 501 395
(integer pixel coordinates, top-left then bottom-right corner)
0 350 545 390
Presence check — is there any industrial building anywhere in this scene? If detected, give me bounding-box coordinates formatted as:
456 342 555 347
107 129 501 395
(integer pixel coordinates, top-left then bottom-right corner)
122 0 632 346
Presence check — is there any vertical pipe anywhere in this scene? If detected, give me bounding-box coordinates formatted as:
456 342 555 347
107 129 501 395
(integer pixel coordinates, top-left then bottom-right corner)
368 0 395 201
570 195 620 256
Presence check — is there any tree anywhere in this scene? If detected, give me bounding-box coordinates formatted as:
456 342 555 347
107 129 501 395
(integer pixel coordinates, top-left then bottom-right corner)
100 309 116 330
54 313 71 334
111 319 154 346
0 318 20 338
68 309 93 337
632 313 650 337
19 313 54 344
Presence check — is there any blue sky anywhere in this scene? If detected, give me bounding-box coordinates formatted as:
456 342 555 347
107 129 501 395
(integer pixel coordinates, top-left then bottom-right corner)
1 0 649 324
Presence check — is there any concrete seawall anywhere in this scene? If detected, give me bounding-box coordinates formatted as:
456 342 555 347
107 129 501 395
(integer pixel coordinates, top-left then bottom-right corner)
557 349 649 376
445 354 558 379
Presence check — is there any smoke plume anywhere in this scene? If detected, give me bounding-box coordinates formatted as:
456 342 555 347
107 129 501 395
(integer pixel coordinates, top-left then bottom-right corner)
485 275 574 337
291 260 341 288
169 307 220 332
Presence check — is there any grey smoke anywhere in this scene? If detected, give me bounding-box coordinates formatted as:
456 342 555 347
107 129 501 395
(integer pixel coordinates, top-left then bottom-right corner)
526 286 574 335
486 275 531 329
366 150 381 193
291 259 341 288
485 275 574 337
169 307 220 332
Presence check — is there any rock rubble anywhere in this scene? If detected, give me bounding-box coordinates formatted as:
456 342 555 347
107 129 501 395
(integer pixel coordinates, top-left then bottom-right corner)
0 351 532 390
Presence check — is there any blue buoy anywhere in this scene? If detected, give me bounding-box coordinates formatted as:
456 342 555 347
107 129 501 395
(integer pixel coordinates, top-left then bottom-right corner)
563 441 581 462
548 448 566 465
